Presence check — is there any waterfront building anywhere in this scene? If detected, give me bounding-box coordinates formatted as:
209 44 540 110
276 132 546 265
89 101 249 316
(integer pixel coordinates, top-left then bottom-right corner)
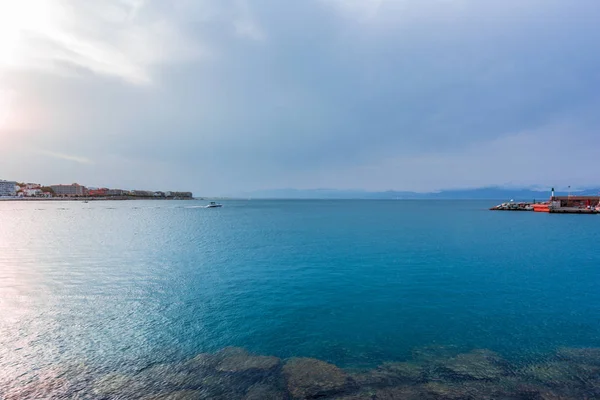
549 195 600 210
166 191 193 199
106 189 127 196
88 188 109 197
50 183 87 197
23 188 43 197
132 190 155 197
533 195 600 213
0 180 17 197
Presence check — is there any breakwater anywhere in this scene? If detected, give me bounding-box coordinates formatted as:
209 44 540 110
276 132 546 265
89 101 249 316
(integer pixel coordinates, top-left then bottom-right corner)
489 202 534 211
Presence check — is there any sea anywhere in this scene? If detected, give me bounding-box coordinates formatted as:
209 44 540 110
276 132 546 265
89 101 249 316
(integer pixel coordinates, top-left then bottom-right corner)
1 199 599 399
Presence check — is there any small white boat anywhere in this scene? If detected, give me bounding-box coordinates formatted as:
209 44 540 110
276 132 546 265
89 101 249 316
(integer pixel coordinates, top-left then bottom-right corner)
206 201 222 208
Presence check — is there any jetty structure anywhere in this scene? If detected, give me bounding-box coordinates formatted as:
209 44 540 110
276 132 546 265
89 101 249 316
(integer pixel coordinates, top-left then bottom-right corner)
491 188 600 214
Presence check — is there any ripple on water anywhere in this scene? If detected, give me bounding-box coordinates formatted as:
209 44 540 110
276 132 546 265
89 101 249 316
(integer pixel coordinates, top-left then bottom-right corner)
2 346 600 399
2 200 600 397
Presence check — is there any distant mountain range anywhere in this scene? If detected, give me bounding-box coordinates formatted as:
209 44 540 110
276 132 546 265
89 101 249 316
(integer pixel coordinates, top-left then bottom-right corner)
236 187 600 200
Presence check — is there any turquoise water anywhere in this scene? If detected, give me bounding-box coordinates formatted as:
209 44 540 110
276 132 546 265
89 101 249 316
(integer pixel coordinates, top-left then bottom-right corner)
1 200 600 398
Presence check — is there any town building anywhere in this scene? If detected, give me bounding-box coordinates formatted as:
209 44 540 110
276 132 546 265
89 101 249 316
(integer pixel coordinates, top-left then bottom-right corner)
50 183 87 197
550 195 600 208
166 191 193 199
132 190 155 197
106 189 127 196
0 180 17 197
23 188 44 197
88 188 109 197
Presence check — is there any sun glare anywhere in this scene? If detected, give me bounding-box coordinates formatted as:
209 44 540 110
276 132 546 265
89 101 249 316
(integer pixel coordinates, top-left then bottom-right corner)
0 0 60 131
0 0 59 66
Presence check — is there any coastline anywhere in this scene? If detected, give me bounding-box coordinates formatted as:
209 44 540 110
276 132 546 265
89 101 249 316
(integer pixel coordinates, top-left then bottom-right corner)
0 197 197 202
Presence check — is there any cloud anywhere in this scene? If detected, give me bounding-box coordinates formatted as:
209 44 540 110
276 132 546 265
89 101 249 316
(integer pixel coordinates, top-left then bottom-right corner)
1 0 205 85
233 0 266 41
313 119 600 192
323 0 385 22
0 90 14 129
1 0 600 194
35 149 94 165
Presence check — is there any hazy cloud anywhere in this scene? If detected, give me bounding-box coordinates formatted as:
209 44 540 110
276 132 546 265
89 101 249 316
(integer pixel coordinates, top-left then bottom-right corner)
233 0 266 41
35 149 94 165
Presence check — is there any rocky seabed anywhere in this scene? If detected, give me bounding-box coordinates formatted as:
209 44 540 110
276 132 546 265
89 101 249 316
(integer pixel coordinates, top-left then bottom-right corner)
3 346 600 399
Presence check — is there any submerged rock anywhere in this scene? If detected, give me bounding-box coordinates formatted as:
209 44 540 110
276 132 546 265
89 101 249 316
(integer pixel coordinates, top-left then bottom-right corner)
419 382 467 400
521 362 577 386
137 363 201 390
215 347 281 374
555 347 600 366
412 345 462 364
332 386 422 400
458 381 522 400
325 393 377 400
418 381 512 400
378 362 424 382
437 349 508 381
243 383 288 400
92 372 149 398
519 361 600 388
195 373 246 399
185 353 219 370
178 348 283 396
350 362 424 388
350 369 399 389
144 390 204 400
283 357 354 399
535 389 588 400
494 377 547 398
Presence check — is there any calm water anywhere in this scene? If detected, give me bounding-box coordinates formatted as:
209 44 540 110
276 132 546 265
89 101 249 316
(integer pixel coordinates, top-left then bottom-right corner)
1 200 600 398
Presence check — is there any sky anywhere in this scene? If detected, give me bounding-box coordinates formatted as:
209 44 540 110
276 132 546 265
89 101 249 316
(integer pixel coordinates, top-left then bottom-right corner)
1 0 599 196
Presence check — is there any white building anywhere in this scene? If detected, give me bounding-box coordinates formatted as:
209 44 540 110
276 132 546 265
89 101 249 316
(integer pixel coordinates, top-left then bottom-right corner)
0 180 17 197
24 188 43 197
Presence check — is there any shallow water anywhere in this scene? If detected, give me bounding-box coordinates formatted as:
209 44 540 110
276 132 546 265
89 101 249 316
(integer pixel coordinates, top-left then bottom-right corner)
1 199 600 398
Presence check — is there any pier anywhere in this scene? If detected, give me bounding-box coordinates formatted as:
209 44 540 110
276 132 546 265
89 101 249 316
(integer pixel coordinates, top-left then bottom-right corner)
549 207 598 214
491 191 600 214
